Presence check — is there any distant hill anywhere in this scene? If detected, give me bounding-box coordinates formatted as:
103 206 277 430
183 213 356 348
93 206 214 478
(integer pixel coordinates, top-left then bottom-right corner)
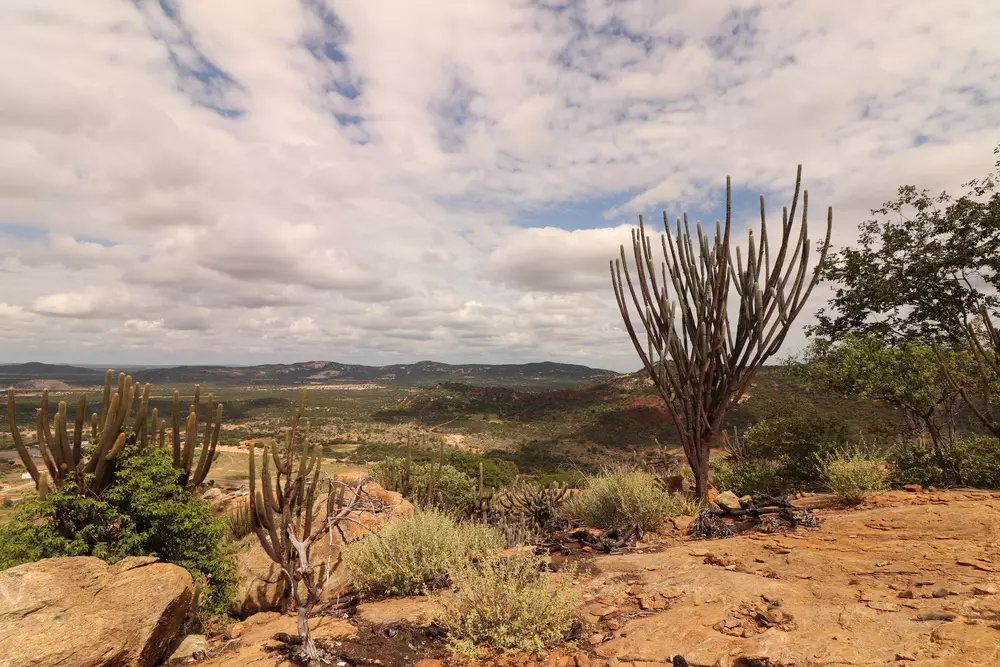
0 360 618 389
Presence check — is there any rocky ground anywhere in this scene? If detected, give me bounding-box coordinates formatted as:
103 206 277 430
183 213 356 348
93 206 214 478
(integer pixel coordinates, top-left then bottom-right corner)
188 489 1000 667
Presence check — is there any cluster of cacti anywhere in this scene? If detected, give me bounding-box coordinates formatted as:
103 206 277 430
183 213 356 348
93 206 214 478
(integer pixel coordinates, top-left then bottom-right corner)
498 480 570 533
374 434 456 509
611 165 832 498
6 369 223 496
721 427 753 462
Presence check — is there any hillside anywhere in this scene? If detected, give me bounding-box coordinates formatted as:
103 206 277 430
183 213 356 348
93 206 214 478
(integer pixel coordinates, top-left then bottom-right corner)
0 360 617 390
367 366 907 472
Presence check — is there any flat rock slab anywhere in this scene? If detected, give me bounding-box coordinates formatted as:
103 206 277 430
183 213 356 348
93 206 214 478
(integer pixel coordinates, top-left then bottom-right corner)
0 556 194 667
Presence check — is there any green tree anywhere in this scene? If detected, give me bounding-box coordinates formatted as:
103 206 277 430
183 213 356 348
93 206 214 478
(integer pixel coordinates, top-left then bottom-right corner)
813 147 1000 344
800 336 974 484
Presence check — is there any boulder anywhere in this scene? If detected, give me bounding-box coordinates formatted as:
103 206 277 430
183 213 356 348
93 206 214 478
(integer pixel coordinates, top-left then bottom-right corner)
230 481 413 617
0 556 194 667
164 635 209 666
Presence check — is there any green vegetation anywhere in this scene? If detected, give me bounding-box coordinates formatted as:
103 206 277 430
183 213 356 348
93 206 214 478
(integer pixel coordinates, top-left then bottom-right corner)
565 467 699 532
0 439 235 616
813 153 1000 344
345 509 504 596
443 551 579 656
710 459 783 497
818 448 892 503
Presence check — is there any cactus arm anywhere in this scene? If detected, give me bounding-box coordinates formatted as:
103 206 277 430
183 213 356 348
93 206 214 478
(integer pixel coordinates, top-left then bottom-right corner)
171 390 181 467
98 369 112 431
72 393 86 466
35 407 60 483
134 383 151 448
7 388 39 483
192 403 223 487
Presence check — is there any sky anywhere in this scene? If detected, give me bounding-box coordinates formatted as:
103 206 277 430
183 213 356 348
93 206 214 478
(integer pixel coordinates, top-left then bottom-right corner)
1 1 999 373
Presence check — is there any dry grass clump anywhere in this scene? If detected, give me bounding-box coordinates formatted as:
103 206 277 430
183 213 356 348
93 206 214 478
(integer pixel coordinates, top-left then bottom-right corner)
345 509 504 595
565 466 699 531
443 550 579 656
819 448 891 503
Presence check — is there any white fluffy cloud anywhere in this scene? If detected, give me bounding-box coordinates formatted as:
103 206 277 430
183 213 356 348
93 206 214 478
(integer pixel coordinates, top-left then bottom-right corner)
1 0 999 371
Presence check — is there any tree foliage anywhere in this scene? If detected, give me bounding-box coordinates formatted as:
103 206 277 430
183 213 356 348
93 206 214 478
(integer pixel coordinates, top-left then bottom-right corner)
799 335 975 483
813 147 1000 343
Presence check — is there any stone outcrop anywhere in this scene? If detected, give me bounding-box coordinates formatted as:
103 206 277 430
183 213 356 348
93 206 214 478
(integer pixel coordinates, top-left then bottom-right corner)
230 481 413 617
0 556 194 667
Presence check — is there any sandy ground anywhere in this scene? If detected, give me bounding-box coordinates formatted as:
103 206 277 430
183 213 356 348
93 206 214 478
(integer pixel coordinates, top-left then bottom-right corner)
195 489 1000 667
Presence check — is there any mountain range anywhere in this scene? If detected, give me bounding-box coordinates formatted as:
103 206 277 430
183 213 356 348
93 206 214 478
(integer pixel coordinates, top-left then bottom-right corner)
0 360 619 389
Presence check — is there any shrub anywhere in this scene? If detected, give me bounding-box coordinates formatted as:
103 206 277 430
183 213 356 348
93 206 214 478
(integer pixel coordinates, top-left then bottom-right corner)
710 459 786 497
952 436 1000 489
345 509 504 596
442 451 519 489
443 550 579 656
371 458 478 509
0 440 236 616
818 448 891 503
534 469 586 487
566 467 694 532
888 442 944 487
224 501 253 541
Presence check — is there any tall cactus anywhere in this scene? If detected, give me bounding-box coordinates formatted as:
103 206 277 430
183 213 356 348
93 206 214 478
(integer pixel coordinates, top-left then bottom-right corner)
611 166 832 499
6 370 222 495
247 388 388 663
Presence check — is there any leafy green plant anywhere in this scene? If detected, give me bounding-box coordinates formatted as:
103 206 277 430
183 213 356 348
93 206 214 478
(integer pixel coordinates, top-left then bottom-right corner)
818 448 891 503
345 509 504 596
710 459 785 497
443 550 579 656
888 441 945 487
0 439 235 616
566 467 695 532
952 435 1000 489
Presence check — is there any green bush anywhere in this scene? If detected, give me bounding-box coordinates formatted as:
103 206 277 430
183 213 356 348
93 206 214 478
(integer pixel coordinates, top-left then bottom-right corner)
442 451 519 489
566 467 695 532
818 448 891 503
710 459 786 497
534 469 586 487
0 440 235 616
345 509 504 596
888 442 944 487
953 436 1000 489
371 458 478 509
443 550 579 656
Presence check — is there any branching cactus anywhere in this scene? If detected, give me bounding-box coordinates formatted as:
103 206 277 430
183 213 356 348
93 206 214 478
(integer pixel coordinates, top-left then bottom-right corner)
611 166 832 499
499 480 570 533
247 388 388 664
6 369 223 495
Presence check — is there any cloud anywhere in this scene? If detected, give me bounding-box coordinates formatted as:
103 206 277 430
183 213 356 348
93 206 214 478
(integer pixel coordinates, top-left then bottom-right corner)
482 226 634 292
0 0 998 371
